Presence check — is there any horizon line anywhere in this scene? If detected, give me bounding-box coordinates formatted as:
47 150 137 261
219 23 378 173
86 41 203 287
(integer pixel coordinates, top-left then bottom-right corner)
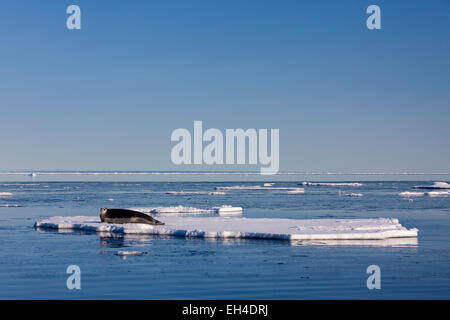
0 170 449 176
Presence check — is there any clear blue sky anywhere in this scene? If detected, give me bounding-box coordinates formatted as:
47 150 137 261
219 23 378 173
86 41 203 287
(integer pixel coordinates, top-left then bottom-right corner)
0 0 449 172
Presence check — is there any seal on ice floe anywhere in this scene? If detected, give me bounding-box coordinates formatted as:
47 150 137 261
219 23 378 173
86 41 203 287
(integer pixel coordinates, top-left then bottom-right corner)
100 208 165 225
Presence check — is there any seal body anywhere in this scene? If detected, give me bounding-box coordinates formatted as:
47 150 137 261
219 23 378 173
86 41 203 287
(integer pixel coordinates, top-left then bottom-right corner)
100 208 164 225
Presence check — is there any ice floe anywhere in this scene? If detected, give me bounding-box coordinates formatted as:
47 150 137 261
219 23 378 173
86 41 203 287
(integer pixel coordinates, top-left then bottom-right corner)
166 191 225 195
399 190 449 197
345 193 363 197
35 216 418 241
399 191 425 197
215 186 305 192
302 182 363 187
0 192 13 197
414 181 450 189
286 189 305 194
115 251 147 257
426 190 450 197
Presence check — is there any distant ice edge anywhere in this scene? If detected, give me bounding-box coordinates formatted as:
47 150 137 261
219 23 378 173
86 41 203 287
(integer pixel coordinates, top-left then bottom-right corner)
35 216 418 241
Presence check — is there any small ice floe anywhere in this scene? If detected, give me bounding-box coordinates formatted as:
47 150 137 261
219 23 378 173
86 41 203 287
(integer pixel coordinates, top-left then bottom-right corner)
339 191 363 197
106 198 114 202
414 181 450 189
0 192 13 197
128 205 243 216
264 183 274 187
35 216 419 241
0 204 21 207
345 193 363 197
426 190 450 197
166 191 225 195
302 182 363 187
215 185 266 190
286 188 305 194
115 251 147 259
399 191 425 197
215 185 305 192
212 205 243 216
399 190 449 197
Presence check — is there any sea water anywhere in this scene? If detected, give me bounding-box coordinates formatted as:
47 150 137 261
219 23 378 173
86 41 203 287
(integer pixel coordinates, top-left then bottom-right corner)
0 177 449 299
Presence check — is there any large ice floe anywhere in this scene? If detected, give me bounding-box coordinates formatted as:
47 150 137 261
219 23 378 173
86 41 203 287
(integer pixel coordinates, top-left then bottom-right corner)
35 216 418 241
414 181 450 189
127 205 243 216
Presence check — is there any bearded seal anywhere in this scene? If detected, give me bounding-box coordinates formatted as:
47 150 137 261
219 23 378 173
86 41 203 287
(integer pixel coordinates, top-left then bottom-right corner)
100 208 165 225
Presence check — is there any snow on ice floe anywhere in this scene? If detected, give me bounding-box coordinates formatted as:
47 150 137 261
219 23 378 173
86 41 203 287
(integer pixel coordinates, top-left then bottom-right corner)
302 182 363 187
128 205 243 216
166 191 225 195
0 192 13 197
414 181 450 189
34 216 418 241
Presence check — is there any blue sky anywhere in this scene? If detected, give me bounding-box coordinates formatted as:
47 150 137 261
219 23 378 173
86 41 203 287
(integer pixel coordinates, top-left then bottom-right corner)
0 0 449 172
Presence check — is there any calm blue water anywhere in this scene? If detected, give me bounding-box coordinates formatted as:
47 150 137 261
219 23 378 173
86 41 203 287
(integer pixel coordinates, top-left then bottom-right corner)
0 180 449 299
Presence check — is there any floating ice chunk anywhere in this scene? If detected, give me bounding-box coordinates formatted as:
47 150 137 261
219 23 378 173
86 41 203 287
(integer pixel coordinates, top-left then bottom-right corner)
166 191 225 195
414 181 450 189
426 190 449 197
0 192 12 197
106 198 114 201
264 183 274 187
399 190 448 197
302 182 363 187
286 189 305 194
115 251 147 259
215 186 264 190
399 191 425 197
345 193 363 197
115 251 147 257
215 186 305 192
0 204 21 207
213 205 243 216
35 216 419 241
